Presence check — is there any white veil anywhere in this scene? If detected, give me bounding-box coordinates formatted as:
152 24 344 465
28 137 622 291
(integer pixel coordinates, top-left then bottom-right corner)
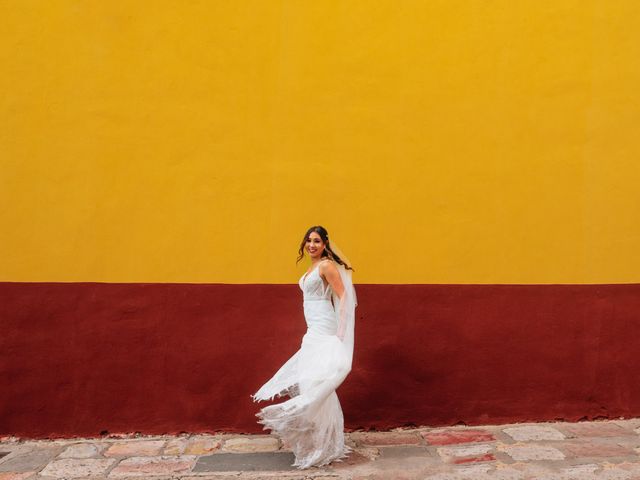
327 239 358 372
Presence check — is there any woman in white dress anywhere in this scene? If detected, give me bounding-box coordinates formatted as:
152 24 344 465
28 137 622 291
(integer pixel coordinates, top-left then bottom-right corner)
251 226 357 469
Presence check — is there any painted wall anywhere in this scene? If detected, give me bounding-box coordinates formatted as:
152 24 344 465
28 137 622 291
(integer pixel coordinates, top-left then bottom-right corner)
3 282 640 438
2 0 639 283
1 1 640 438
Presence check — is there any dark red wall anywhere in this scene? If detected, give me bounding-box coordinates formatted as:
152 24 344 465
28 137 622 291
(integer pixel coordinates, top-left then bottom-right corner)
2 282 640 439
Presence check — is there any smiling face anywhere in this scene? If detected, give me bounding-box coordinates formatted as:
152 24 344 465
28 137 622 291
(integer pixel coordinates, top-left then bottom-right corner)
305 231 326 260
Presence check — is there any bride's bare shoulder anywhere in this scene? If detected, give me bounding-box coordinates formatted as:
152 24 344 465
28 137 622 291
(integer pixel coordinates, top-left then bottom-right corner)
319 258 337 273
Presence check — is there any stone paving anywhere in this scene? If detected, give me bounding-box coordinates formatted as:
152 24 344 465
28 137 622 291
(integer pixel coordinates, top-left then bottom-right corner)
3 419 640 479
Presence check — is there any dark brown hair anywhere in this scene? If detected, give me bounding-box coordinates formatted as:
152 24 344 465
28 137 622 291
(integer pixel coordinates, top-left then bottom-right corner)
296 226 354 271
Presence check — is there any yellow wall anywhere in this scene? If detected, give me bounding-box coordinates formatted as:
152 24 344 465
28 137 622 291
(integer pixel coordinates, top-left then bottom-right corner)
1 1 639 283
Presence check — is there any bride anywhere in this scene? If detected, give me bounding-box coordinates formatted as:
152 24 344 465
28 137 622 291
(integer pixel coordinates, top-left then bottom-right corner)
251 225 358 469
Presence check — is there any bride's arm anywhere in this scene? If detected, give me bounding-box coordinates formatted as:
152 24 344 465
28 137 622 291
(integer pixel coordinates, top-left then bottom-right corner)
321 260 347 340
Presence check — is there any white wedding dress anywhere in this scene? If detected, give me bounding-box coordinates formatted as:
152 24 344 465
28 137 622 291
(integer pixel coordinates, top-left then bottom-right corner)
251 260 356 469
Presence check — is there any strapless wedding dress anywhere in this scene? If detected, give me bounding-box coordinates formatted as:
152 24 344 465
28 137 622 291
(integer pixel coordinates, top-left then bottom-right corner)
251 262 353 469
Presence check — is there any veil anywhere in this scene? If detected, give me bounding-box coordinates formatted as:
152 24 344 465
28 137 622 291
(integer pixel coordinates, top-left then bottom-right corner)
327 239 358 372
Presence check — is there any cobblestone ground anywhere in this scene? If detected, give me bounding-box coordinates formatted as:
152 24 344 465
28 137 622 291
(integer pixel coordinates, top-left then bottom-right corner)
3 419 640 479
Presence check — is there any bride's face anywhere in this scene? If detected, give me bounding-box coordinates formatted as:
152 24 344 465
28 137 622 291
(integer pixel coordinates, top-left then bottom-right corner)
306 232 325 259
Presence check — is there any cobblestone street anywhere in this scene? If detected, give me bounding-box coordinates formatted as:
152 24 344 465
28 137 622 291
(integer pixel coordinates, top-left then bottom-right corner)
3 419 640 479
